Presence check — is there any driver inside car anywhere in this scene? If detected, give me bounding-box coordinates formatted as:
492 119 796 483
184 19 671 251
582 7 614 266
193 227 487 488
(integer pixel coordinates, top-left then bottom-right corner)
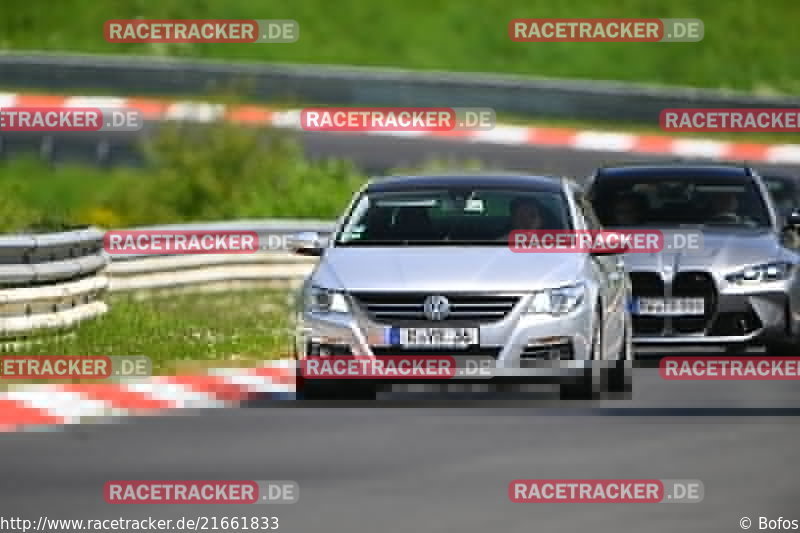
499 197 546 241
509 198 545 229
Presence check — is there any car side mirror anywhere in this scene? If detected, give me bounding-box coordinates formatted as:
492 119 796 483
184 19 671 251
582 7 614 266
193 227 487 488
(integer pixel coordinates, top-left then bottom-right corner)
287 231 327 256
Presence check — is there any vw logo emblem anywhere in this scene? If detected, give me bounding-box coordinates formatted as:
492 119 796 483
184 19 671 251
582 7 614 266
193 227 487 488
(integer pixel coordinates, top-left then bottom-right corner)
423 295 450 321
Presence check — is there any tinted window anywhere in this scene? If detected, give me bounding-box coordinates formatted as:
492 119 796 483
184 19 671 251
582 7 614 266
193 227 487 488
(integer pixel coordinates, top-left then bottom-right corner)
590 176 771 228
336 189 571 245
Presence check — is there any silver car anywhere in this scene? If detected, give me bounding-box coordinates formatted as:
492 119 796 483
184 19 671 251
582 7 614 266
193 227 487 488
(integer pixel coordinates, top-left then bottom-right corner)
587 164 800 354
289 174 632 400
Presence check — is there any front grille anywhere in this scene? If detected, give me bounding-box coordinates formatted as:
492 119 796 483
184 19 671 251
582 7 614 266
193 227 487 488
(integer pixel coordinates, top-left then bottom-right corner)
672 271 716 333
629 272 665 335
629 270 718 337
370 347 502 359
352 292 520 324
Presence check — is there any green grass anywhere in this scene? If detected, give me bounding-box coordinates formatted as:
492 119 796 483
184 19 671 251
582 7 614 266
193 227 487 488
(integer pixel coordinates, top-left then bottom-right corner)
1 0 798 93
0 119 498 233
6 290 294 377
0 122 369 232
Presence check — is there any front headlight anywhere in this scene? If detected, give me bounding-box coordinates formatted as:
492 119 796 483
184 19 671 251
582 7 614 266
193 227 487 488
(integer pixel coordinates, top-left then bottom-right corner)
726 262 794 285
306 285 350 313
525 283 586 315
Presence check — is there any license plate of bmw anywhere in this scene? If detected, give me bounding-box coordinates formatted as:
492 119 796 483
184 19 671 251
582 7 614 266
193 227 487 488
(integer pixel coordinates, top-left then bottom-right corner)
634 297 705 316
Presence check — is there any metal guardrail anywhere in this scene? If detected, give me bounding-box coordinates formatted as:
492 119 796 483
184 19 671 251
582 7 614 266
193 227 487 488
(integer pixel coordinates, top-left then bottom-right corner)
106 219 336 294
105 219 335 295
107 252 318 294
105 219 335 294
0 227 109 339
108 219 334 261
1 51 798 123
0 220 335 341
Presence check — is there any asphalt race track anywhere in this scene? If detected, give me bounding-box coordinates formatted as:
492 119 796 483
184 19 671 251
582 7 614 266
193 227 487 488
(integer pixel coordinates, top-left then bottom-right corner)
1 366 800 533
2 126 800 533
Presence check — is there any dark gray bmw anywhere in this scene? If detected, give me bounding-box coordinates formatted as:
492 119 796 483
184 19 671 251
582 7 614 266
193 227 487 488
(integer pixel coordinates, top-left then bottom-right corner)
586 164 800 354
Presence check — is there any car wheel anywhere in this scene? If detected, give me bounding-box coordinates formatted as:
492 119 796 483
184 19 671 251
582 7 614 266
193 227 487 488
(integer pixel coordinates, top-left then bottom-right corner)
604 320 632 396
621 314 634 361
560 308 601 401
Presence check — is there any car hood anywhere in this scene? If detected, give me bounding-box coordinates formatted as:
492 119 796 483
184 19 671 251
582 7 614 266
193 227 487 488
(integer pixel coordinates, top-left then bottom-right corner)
313 247 585 292
623 229 785 273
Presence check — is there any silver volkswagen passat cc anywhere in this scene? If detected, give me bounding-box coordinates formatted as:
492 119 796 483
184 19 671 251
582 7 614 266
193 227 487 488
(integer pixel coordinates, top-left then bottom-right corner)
289 174 632 400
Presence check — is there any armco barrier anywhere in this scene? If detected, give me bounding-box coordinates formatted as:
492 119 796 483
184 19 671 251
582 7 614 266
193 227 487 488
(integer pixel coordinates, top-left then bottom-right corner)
107 252 318 294
0 227 109 340
0 219 336 341
105 219 334 294
1 51 798 123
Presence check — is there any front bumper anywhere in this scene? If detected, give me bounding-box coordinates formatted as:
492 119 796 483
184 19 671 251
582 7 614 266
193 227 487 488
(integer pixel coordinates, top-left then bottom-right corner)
632 287 793 346
297 294 598 381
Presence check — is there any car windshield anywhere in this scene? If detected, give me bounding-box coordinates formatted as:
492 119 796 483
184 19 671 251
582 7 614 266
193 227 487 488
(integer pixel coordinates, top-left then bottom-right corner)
591 176 772 228
335 188 571 245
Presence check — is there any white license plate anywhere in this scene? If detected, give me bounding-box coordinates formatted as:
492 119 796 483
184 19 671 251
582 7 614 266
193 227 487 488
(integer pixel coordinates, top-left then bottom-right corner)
398 327 479 348
635 297 705 316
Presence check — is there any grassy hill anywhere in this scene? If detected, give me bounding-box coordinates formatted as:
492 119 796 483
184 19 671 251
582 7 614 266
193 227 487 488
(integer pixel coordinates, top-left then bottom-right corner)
2 0 798 93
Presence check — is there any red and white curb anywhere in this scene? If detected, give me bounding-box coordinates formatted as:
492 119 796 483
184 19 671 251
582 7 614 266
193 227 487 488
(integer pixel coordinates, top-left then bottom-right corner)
2 92 800 165
0 361 295 432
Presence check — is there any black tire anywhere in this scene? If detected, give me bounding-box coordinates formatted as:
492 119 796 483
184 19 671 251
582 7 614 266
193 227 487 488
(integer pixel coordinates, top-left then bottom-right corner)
603 360 631 396
560 308 601 401
559 371 594 400
605 321 632 395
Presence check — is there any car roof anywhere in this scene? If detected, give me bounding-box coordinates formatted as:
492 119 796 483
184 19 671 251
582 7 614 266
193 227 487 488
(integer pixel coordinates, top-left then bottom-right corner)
365 174 564 193
595 164 753 180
